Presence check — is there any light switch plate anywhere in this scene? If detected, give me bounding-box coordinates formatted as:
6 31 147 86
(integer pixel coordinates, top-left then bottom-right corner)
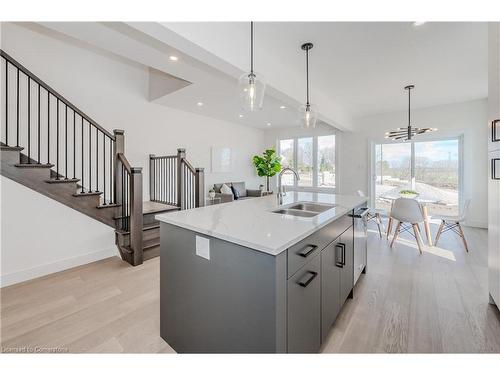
196 235 210 260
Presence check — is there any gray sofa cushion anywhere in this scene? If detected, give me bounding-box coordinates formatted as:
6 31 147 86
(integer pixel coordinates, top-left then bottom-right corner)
231 182 247 197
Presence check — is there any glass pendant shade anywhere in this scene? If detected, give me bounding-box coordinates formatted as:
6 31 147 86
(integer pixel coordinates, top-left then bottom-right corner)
238 72 266 111
299 103 317 129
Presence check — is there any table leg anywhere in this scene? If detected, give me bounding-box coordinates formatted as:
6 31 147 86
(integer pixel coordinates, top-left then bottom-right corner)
422 205 433 246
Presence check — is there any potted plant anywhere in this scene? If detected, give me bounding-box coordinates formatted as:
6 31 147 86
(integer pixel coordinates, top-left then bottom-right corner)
252 149 282 192
399 189 419 199
208 188 216 199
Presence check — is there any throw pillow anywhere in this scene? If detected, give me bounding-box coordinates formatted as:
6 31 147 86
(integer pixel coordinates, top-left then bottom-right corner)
230 185 240 200
220 183 232 195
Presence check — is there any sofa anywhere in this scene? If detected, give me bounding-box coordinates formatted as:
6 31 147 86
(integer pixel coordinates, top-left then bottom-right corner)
213 182 263 203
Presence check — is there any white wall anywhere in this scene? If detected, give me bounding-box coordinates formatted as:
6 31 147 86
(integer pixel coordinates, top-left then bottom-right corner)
0 177 117 287
339 99 488 228
0 23 265 285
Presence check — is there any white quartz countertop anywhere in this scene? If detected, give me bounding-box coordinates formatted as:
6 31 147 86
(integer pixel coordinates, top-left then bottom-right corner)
155 192 367 256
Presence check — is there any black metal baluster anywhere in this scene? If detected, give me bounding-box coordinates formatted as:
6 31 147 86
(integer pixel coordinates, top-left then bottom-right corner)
65 105 68 178
16 68 19 147
81 117 84 193
47 92 50 164
73 110 75 179
5 60 8 145
121 164 124 229
37 84 40 163
109 139 113 203
88 122 91 192
28 77 31 163
96 127 99 192
103 134 106 205
56 99 59 177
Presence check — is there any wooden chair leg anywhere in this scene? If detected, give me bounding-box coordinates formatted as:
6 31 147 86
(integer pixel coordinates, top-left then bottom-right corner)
413 224 424 254
390 222 401 248
375 213 383 238
434 220 445 246
457 222 469 252
387 217 393 240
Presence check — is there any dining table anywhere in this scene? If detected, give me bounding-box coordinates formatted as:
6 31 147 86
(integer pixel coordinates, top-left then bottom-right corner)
380 194 437 247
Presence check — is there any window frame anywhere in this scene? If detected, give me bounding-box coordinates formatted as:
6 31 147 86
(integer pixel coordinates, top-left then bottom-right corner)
277 133 337 192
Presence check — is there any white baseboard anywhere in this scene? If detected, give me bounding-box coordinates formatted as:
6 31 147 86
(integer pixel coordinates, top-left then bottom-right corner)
464 221 488 229
0 247 119 288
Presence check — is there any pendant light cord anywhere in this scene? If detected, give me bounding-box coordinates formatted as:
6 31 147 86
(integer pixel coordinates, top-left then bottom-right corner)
250 21 254 74
408 86 411 128
306 47 310 106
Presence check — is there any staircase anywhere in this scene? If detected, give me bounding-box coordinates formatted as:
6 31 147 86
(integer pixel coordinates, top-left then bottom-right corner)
0 49 204 266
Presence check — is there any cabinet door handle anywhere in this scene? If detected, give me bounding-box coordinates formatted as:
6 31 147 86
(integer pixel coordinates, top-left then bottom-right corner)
335 243 345 268
298 271 318 288
492 158 500 180
297 244 317 258
493 119 500 142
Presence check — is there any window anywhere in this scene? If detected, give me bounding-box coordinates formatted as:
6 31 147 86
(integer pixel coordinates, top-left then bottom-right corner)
373 138 461 217
317 135 336 188
277 134 336 190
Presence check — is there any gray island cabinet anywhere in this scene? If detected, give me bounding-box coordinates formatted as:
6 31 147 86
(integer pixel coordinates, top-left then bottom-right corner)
156 193 367 353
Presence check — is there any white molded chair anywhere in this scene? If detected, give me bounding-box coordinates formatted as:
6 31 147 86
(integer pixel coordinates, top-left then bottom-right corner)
357 190 385 238
433 199 471 252
389 197 425 254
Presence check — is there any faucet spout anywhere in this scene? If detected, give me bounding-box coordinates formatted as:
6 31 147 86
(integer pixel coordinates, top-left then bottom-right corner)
277 167 300 205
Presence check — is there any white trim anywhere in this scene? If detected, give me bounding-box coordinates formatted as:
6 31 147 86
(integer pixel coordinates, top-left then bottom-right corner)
0 247 118 288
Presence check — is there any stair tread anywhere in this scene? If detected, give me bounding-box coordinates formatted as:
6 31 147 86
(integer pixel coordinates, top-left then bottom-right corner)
97 203 120 209
115 222 160 235
1 145 24 151
142 201 179 214
45 178 80 184
72 191 102 197
15 163 54 168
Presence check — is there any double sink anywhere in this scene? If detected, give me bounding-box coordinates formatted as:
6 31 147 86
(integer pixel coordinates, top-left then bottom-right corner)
272 201 338 218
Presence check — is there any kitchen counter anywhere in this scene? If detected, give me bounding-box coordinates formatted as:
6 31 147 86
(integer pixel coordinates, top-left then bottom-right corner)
155 192 367 255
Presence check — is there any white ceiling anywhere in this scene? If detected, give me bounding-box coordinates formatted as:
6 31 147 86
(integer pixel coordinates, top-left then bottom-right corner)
162 22 488 119
35 22 488 132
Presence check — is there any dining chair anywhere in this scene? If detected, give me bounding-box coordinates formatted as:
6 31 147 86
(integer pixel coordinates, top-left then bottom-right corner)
357 190 385 238
433 199 471 252
389 197 425 254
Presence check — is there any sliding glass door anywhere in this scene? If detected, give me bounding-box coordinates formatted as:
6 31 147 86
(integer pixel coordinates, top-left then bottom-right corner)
373 138 461 216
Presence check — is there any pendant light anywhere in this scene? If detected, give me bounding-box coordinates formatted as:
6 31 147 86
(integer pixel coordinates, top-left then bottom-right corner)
238 21 266 111
299 42 317 129
385 85 437 141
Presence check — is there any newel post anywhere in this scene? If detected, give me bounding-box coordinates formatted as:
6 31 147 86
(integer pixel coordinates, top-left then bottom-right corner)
130 167 143 266
176 148 186 208
149 154 155 202
113 129 124 207
195 167 205 207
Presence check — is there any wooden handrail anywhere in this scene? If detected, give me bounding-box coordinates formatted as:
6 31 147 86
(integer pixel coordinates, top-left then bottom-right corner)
117 153 132 173
181 158 196 173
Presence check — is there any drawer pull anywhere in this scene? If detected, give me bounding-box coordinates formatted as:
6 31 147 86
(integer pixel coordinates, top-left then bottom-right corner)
298 271 318 288
492 158 500 180
297 244 317 258
493 119 500 142
335 243 345 268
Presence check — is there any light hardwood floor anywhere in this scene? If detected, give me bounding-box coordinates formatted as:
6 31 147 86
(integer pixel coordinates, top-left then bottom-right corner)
1 222 500 353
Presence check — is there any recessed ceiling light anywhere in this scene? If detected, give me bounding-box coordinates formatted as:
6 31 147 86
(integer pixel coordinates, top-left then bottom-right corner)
197 102 204 107
266 122 272 126
239 114 244 118
413 21 427 27
279 105 286 109
169 55 179 61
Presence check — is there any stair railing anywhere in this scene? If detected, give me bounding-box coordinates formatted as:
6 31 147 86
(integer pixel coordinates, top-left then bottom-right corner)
149 148 204 209
1 49 115 204
116 151 143 266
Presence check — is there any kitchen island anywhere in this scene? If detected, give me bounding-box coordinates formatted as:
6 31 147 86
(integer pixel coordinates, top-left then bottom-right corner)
156 192 368 353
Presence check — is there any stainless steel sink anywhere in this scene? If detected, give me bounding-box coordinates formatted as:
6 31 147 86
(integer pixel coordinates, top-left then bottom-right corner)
271 201 337 218
287 202 337 213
